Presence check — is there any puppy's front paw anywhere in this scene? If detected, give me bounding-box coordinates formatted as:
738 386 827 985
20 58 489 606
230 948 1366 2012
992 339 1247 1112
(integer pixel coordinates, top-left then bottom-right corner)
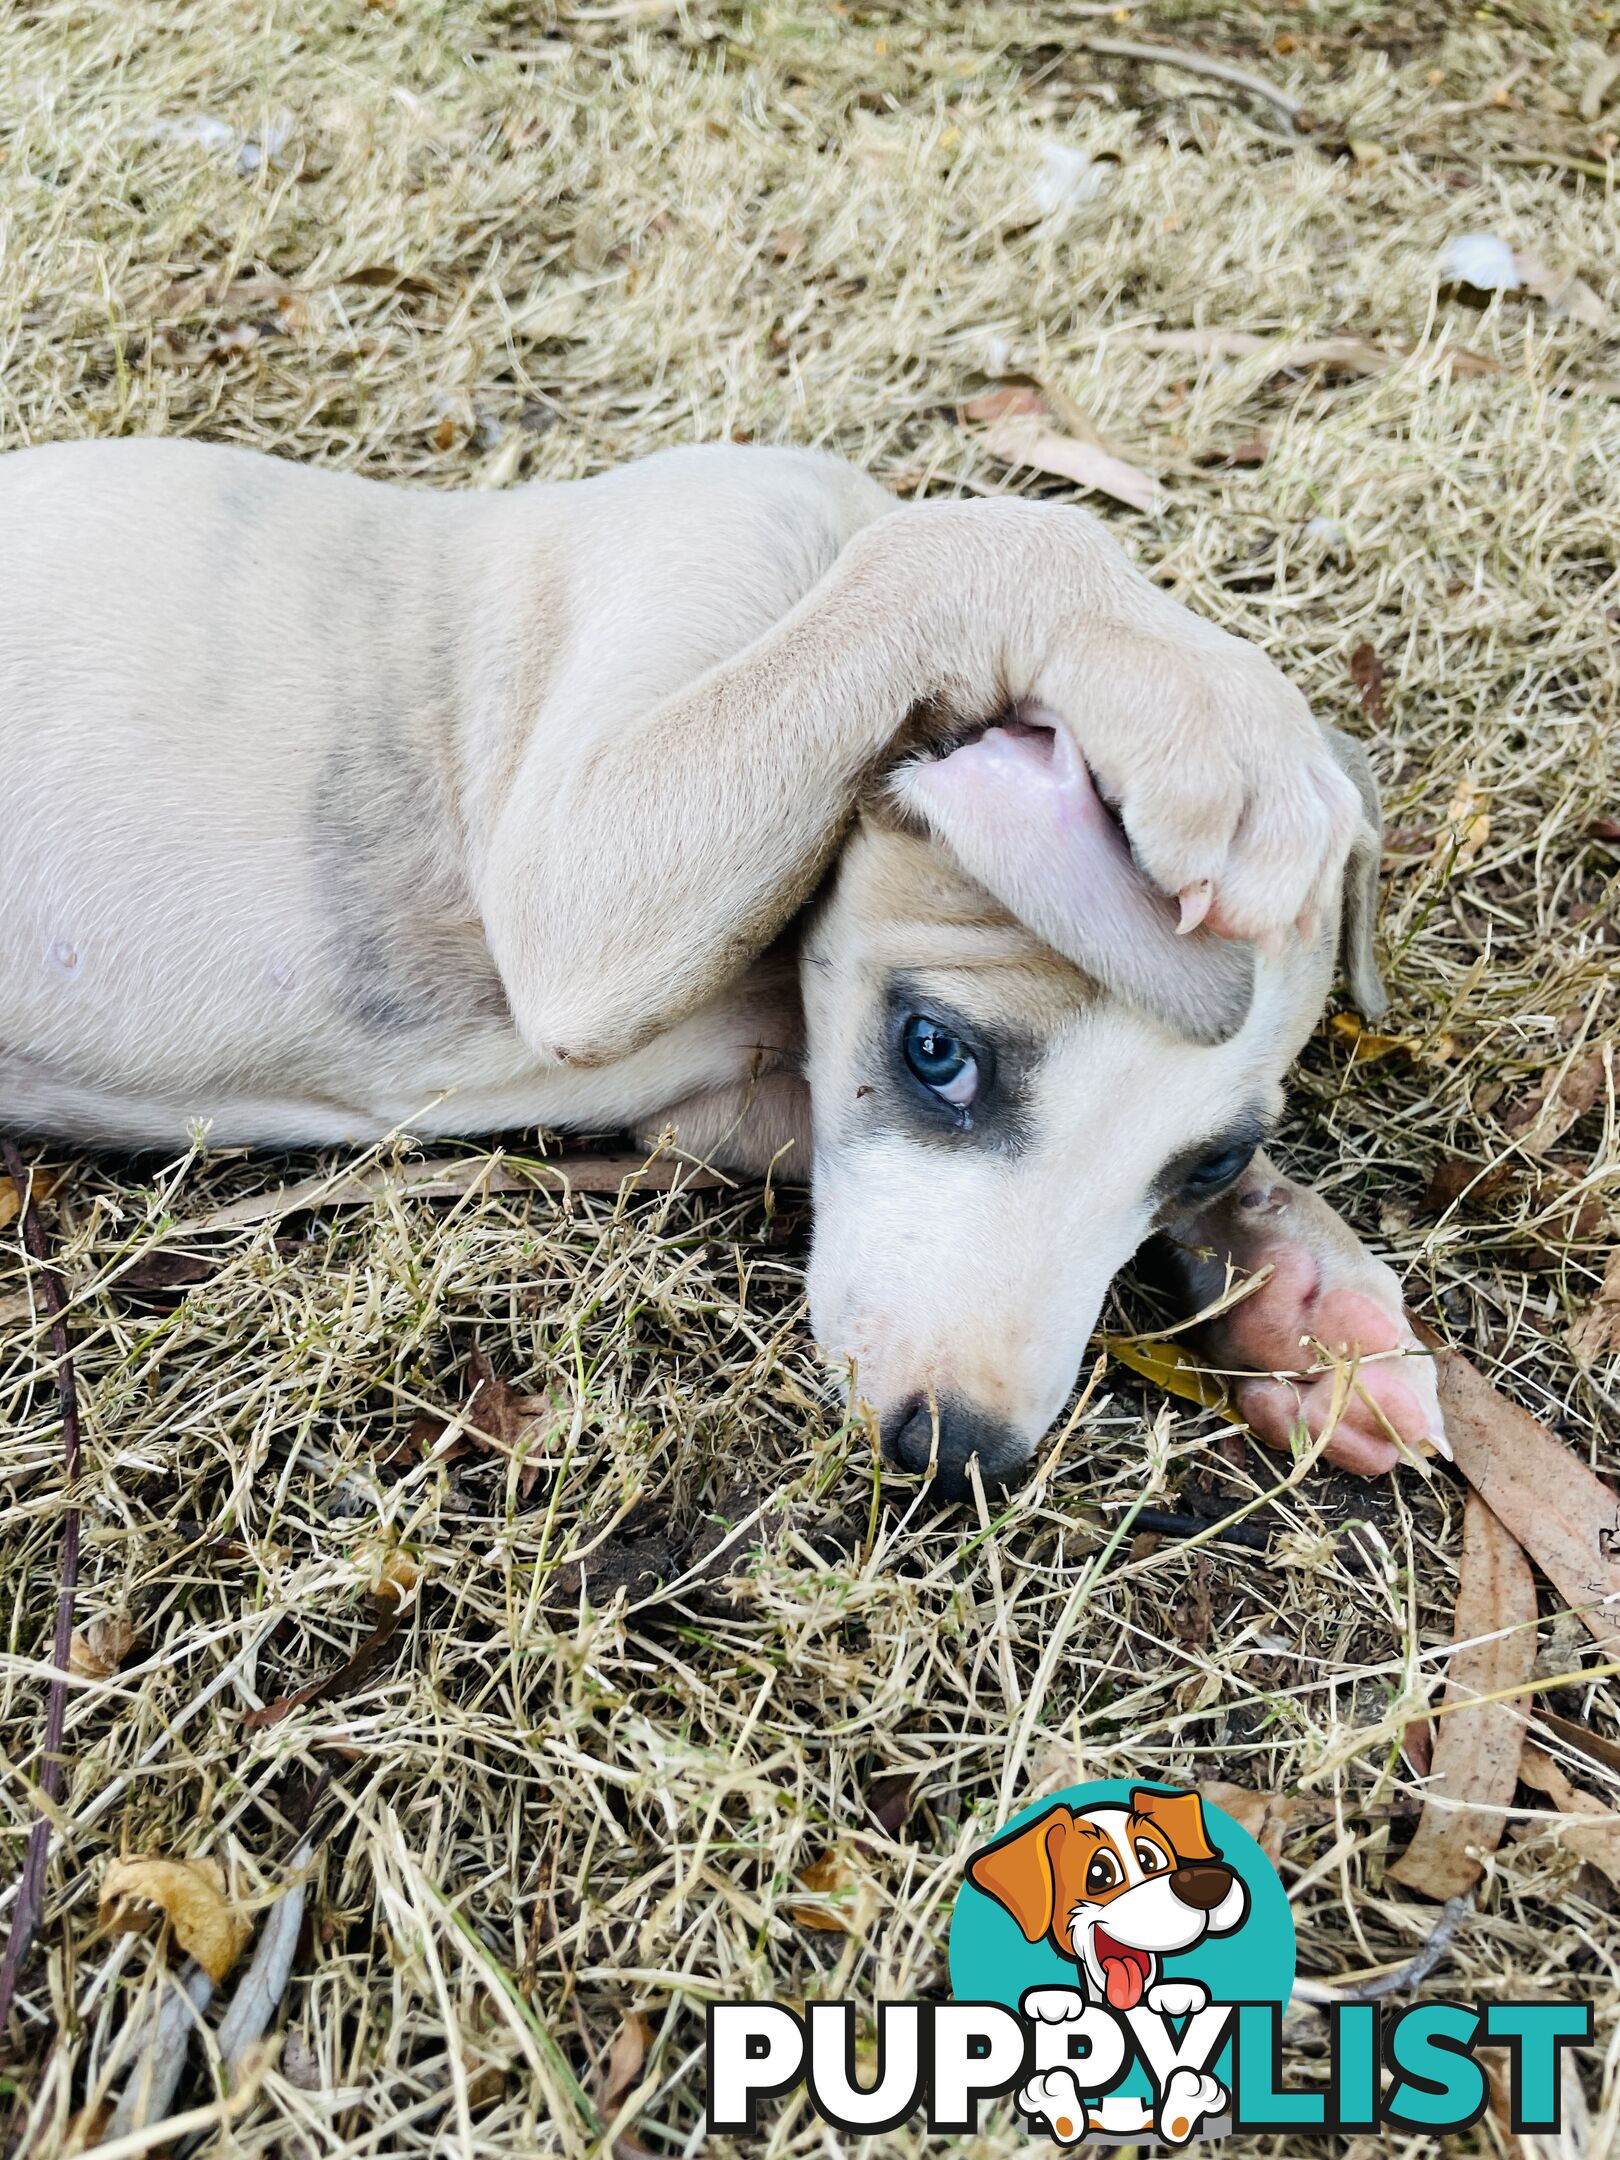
1157 2068 1228 2146
1018 2068 1092 2144
1145 1978 1210 2018
1166 1165 1449 1479
1020 1985 1089 2026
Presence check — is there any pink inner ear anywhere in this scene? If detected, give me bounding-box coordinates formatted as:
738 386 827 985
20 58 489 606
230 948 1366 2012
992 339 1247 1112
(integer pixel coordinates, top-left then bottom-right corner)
899 716 1254 1045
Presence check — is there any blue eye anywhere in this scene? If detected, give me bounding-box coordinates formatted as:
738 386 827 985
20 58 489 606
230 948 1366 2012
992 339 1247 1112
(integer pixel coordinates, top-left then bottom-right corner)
1183 1142 1256 1195
901 1014 980 1107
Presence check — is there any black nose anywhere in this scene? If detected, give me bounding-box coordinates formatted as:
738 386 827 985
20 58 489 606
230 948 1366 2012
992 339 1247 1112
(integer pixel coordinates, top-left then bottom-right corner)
880 1394 1030 1503
1171 1863 1234 1911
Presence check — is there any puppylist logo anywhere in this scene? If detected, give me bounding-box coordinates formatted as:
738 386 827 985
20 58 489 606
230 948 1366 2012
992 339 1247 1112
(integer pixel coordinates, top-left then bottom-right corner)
707 1781 1591 2142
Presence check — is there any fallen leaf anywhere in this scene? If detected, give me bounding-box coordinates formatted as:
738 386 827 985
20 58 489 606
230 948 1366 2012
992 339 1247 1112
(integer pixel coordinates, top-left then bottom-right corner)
459 1350 564 1499
960 382 1048 424
355 1535 421 1601
1348 642 1387 726
1419 1158 1512 1217
114 1251 218 1300
99 1857 252 1983
243 1601 402 1730
0 1166 61 1231
865 1773 916 1837
1103 1334 1240 1420
1536 1707 1620 1776
1515 252 1606 330
1326 1011 1417 1064
982 417 1164 514
1388 1491 1536 1900
593 2011 653 2120
1569 1247 1620 1363
789 1850 865 1933
1173 1552 1215 1648
70 1614 139 1680
1440 233 1605 330
1441 780 1491 871
1194 429 1270 469
1199 1781 1298 1866
1417 1326 1620 1661
1504 1048 1607 1155
1132 328 1497 379
1518 1746 1620 1889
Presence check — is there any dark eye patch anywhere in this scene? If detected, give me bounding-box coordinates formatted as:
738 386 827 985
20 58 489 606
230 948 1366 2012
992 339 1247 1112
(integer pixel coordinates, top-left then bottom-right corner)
1153 1109 1273 1208
848 981 1035 1153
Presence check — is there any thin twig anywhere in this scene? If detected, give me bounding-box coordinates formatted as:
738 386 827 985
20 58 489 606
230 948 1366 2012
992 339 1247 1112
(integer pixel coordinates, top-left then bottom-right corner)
1079 34 1307 129
1295 1894 1473 2005
0 1142 81 2036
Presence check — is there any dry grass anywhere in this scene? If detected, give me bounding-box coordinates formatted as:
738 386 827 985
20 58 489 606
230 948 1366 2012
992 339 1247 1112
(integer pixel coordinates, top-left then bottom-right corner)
2 2 1619 2154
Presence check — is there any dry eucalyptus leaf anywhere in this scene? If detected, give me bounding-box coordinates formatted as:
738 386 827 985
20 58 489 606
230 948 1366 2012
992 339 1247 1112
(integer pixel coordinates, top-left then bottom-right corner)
960 383 1047 425
100 1856 252 1982
1199 1781 1298 1866
1505 1049 1607 1157
594 2011 653 2119
1517 1746 1620 1890
70 1614 139 1680
1421 1328 1620 1660
1388 1491 1536 1901
982 416 1164 514
1568 1248 1620 1363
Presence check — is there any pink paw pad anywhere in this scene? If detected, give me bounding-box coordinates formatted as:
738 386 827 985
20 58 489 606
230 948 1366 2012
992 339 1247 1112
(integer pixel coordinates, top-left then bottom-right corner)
1210 1242 1437 1477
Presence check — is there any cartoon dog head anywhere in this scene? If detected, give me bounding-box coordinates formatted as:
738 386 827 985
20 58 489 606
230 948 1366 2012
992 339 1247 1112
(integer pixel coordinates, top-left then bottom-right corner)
967 1788 1250 2011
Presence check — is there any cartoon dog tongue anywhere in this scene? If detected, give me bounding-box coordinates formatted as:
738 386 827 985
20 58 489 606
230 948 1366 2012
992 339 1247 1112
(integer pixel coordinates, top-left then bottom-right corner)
1101 1946 1146 2010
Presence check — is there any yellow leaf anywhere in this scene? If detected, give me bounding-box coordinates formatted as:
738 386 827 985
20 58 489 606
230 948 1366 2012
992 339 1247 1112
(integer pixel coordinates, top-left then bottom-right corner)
0 1166 61 1231
1102 1335 1240 1421
99 1857 252 1982
1326 1011 1416 1063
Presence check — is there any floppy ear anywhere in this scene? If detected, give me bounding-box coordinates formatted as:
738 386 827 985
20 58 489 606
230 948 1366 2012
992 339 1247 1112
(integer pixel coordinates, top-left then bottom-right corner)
967 1806 1073 1943
892 717 1255 1046
1322 727 1387 1021
1129 1787 1218 1865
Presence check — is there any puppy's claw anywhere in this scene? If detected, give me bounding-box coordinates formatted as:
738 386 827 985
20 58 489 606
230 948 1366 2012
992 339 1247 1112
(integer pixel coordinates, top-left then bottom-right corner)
1256 927 1286 961
1176 880 1213 935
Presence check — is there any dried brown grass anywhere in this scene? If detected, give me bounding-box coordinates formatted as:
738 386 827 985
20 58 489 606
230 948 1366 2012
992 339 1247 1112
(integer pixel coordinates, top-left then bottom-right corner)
2 3 1618 2155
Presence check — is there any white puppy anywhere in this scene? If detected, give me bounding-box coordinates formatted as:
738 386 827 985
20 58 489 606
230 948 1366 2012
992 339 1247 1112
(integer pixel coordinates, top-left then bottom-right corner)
0 438 1443 1491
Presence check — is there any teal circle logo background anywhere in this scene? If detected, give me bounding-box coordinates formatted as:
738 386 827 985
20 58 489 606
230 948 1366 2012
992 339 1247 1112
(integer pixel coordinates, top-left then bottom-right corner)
948 1780 1295 2014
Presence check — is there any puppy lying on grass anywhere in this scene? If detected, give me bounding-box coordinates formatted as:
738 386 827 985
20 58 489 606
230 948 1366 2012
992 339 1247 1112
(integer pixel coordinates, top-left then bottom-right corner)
0 438 1445 1495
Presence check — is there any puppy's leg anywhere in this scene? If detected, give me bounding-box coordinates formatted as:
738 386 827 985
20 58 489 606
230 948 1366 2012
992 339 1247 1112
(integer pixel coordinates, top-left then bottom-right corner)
635 1069 811 1180
484 498 1360 1069
1156 1153 1446 1477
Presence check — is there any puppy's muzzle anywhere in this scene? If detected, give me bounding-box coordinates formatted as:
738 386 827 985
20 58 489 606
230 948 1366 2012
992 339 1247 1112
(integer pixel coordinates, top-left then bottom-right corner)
880 1393 1027 1503
1171 1863 1235 1911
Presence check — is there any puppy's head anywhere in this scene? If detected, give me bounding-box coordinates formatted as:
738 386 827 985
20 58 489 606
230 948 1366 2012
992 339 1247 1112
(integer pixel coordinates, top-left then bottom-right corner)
967 1790 1250 2008
800 716 1380 1500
